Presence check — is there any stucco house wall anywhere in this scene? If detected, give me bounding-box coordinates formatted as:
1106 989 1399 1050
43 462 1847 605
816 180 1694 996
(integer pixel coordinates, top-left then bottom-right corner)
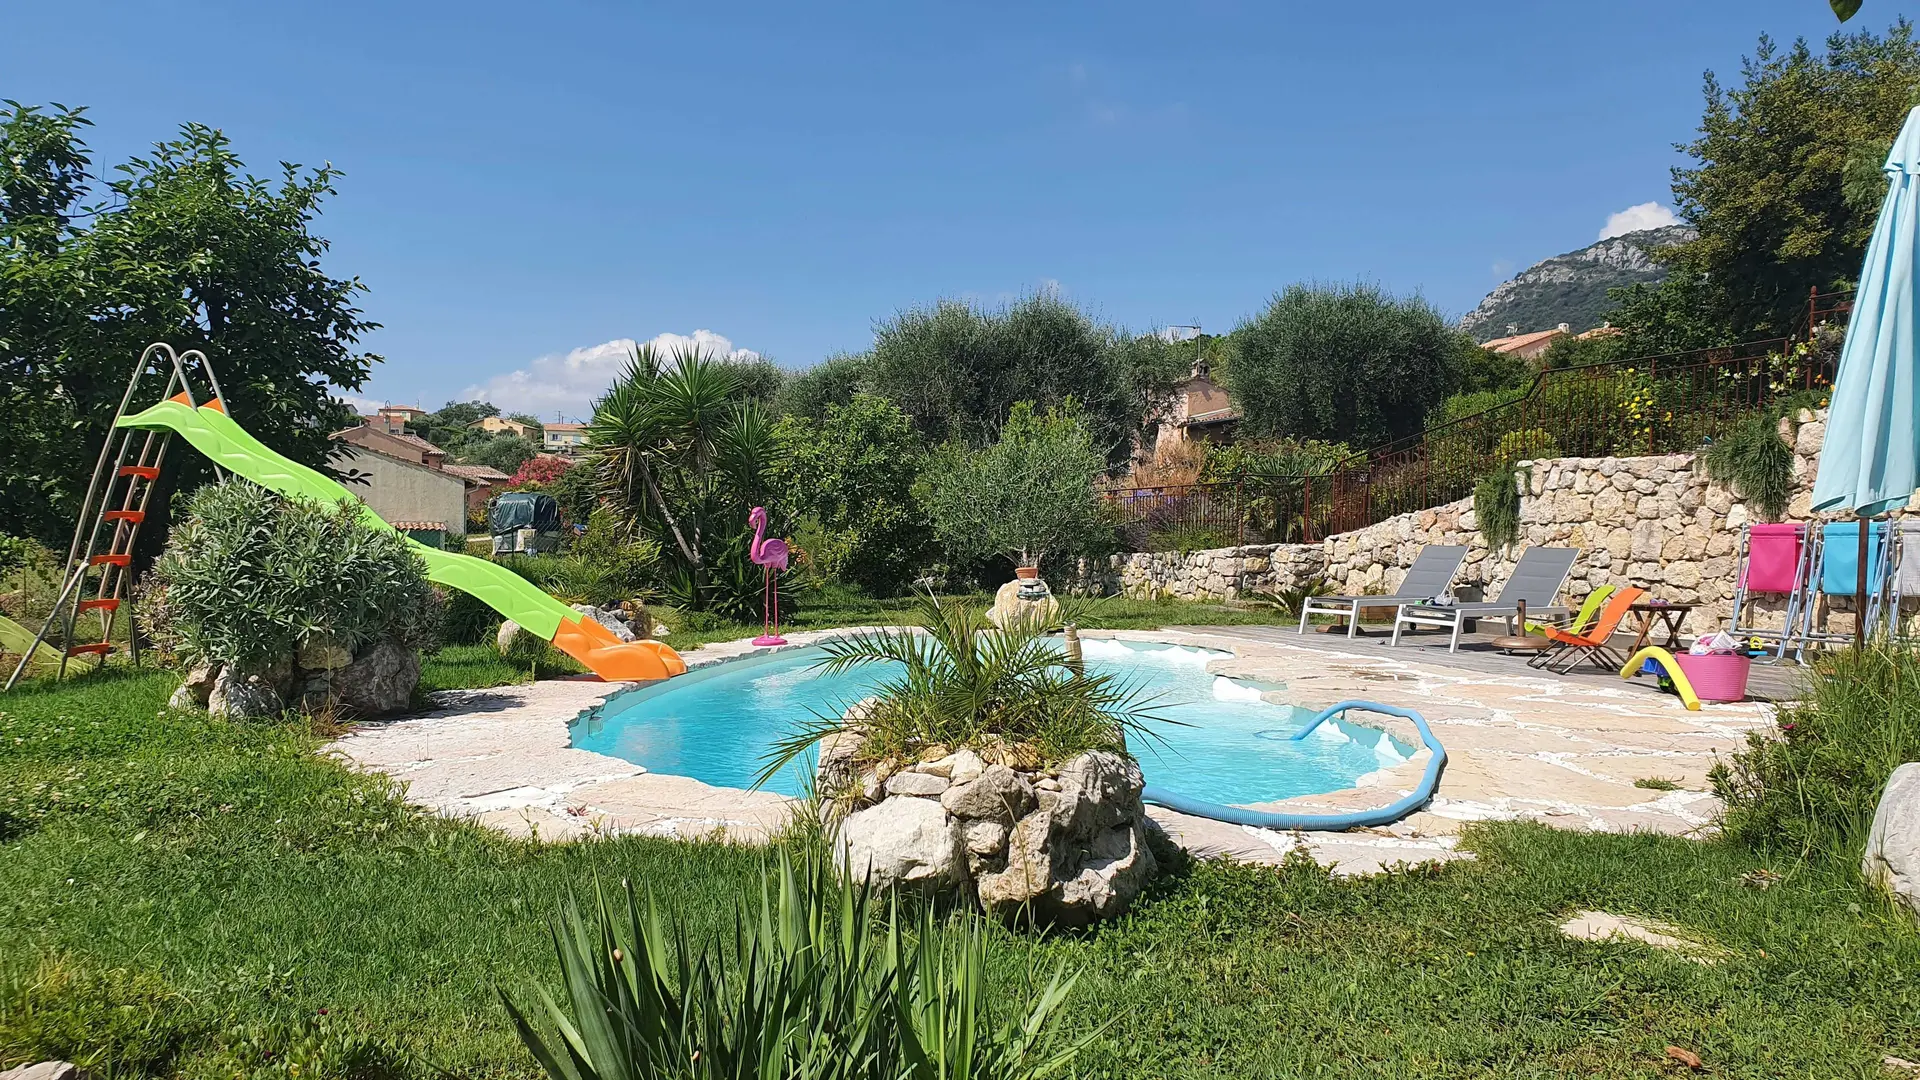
332 447 469 538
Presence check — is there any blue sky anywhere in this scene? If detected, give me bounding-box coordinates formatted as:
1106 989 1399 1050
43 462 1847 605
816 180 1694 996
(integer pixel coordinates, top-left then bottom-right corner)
6 0 1863 419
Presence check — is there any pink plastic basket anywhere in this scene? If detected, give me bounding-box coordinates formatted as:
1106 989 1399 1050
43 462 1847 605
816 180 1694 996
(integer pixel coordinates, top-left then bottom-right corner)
1673 653 1752 703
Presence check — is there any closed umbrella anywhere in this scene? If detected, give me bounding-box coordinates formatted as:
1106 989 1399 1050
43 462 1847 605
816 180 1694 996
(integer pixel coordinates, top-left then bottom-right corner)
1811 105 1920 643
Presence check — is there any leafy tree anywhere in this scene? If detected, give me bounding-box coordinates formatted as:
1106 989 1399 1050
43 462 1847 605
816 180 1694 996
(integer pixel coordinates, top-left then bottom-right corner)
505 411 544 429
866 294 1139 463
1113 332 1216 445
1605 266 1738 356
725 356 787 404
407 400 499 456
773 393 931 596
772 352 870 421
0 102 378 547
589 345 781 615
918 401 1110 571
1662 23 1920 337
1227 282 1464 448
468 434 538 474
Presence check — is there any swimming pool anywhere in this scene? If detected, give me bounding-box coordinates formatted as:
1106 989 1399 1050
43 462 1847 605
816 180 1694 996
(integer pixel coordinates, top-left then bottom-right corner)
569 637 1415 807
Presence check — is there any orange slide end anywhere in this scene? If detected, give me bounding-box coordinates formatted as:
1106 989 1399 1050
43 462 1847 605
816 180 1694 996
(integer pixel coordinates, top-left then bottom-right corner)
550 615 687 681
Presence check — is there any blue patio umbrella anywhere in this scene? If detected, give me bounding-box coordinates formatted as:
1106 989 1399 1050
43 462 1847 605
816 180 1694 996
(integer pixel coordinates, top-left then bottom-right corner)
1811 105 1920 640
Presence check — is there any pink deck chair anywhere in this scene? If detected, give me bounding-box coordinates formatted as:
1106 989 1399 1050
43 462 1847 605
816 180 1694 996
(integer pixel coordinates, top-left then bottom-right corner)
1729 523 1811 657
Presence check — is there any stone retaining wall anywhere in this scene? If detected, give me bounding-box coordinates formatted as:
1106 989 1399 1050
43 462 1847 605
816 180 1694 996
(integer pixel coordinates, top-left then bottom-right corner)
1078 410 1864 634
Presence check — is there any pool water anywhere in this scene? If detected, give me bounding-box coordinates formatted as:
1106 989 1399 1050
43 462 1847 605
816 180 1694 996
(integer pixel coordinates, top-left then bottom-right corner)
569 638 1413 806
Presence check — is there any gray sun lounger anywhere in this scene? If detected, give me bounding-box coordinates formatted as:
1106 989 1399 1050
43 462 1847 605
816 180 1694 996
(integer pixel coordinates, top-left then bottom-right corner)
1390 546 1581 652
1298 545 1468 638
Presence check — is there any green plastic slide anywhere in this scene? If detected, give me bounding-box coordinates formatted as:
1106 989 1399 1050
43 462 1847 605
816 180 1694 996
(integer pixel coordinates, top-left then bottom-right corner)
118 398 684 681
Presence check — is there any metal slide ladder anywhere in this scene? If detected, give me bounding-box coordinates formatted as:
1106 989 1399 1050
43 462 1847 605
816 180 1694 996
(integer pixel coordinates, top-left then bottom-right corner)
5 344 225 691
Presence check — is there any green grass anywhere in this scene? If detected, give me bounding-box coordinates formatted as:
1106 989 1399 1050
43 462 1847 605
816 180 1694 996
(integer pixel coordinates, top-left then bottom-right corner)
4 668 1919 1077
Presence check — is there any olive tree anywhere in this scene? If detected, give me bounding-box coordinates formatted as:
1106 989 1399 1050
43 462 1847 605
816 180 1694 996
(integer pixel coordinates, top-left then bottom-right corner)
918 402 1110 571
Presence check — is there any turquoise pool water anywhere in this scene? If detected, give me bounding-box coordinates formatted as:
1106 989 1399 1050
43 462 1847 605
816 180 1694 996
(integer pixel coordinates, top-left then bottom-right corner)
569 638 1413 806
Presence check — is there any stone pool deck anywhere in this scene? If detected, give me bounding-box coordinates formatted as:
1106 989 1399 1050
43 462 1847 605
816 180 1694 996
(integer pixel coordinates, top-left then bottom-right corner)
328 626 1781 875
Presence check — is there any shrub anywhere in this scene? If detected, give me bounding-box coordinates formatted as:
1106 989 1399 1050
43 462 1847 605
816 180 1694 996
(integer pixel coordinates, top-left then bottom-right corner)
1712 645 1920 864
1473 464 1526 552
509 455 574 487
774 394 932 596
503 851 1092 1080
919 401 1111 570
1495 427 1560 464
760 593 1163 777
1701 411 1796 520
152 480 439 672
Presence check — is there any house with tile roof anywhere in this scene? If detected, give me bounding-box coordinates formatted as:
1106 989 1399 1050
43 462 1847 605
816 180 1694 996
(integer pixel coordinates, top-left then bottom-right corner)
1478 323 1571 360
1150 359 1241 451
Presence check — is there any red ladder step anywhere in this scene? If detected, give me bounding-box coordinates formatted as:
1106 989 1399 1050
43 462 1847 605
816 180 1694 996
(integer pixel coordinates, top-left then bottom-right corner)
88 554 132 568
65 643 113 657
119 466 160 480
103 510 145 524
76 598 120 613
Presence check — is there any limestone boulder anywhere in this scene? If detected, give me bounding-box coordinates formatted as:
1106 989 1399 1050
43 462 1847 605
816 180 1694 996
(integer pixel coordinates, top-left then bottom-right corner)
988 577 1060 630
168 662 217 710
975 809 1054 912
1865 763 1920 919
208 666 284 720
835 795 964 893
940 764 1035 824
0 1062 79 1080
886 770 951 798
1051 751 1145 838
337 639 419 717
572 603 636 643
296 634 353 671
1050 819 1158 925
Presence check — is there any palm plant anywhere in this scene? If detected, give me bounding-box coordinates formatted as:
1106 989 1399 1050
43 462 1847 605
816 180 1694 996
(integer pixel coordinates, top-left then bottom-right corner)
758 594 1166 786
501 849 1094 1080
589 345 784 612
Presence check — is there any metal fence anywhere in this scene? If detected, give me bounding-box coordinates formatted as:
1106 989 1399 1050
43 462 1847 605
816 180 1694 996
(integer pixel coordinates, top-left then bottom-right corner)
1105 304 1846 551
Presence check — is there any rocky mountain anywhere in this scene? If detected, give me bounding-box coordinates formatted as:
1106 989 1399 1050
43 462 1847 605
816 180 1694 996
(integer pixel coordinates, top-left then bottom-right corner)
1459 225 1696 341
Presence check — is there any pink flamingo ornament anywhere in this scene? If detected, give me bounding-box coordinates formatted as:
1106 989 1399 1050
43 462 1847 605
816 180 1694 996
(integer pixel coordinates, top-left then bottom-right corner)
747 506 790 646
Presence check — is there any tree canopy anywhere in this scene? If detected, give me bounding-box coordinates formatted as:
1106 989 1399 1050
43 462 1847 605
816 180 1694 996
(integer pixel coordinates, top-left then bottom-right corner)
1226 283 1466 448
0 102 378 547
1660 23 1920 337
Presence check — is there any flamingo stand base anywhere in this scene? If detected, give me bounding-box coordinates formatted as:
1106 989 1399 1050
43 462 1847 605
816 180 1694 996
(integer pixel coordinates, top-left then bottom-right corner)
753 634 788 646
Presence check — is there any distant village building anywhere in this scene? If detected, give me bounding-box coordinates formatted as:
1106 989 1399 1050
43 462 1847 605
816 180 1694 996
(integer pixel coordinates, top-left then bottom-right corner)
1152 359 1241 450
470 415 541 440
542 422 587 455
365 404 428 435
1478 323 1572 361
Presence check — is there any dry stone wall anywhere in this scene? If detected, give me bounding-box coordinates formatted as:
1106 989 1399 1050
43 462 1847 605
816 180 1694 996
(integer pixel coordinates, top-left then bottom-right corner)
1080 410 1866 635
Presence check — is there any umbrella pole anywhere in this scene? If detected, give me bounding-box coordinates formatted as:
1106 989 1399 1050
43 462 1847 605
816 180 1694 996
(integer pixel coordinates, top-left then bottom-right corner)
1857 511 1870 649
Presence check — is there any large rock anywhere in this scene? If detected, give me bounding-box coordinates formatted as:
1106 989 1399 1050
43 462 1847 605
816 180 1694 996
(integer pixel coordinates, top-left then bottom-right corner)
337 639 419 717
940 764 1035 824
208 666 284 720
0 1062 79 1080
988 577 1061 630
296 634 353 671
572 603 636 643
1865 763 1920 918
168 662 217 710
834 796 964 893
976 809 1053 912
1049 819 1157 925
1051 751 1144 838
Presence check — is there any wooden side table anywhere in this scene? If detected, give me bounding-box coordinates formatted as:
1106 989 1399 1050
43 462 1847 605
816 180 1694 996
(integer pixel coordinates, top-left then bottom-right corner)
1627 602 1693 653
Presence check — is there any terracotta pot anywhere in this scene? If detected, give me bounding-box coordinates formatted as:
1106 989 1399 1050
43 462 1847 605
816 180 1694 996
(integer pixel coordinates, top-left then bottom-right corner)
1014 566 1042 580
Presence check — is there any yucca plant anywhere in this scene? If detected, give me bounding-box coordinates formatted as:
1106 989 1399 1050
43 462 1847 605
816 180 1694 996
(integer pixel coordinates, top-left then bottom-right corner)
758 594 1167 786
501 850 1094 1080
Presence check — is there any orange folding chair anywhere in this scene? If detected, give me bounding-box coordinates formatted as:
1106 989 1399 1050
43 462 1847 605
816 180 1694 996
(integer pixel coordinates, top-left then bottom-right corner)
1540 586 1646 674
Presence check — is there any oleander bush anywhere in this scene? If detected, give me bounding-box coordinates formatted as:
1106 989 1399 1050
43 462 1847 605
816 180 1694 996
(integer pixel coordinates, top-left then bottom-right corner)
151 480 439 672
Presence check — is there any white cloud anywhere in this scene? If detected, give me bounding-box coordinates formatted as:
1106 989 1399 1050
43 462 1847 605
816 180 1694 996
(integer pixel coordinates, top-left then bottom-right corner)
462 330 761 421
1599 202 1680 240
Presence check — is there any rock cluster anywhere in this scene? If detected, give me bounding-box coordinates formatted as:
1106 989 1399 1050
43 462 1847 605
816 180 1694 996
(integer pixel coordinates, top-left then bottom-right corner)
1866 763 1920 920
497 602 661 658
169 636 419 720
1073 410 1859 637
987 577 1061 629
825 737 1157 925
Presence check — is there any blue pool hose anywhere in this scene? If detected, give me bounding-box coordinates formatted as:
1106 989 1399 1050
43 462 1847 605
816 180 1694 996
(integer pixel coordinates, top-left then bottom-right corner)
1141 699 1448 831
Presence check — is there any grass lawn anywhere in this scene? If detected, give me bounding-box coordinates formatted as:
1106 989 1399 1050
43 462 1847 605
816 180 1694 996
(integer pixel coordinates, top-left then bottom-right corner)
4 668 1919 1078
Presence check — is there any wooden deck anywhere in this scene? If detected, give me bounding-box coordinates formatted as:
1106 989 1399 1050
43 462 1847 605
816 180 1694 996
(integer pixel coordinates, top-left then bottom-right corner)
1192 623 1807 703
